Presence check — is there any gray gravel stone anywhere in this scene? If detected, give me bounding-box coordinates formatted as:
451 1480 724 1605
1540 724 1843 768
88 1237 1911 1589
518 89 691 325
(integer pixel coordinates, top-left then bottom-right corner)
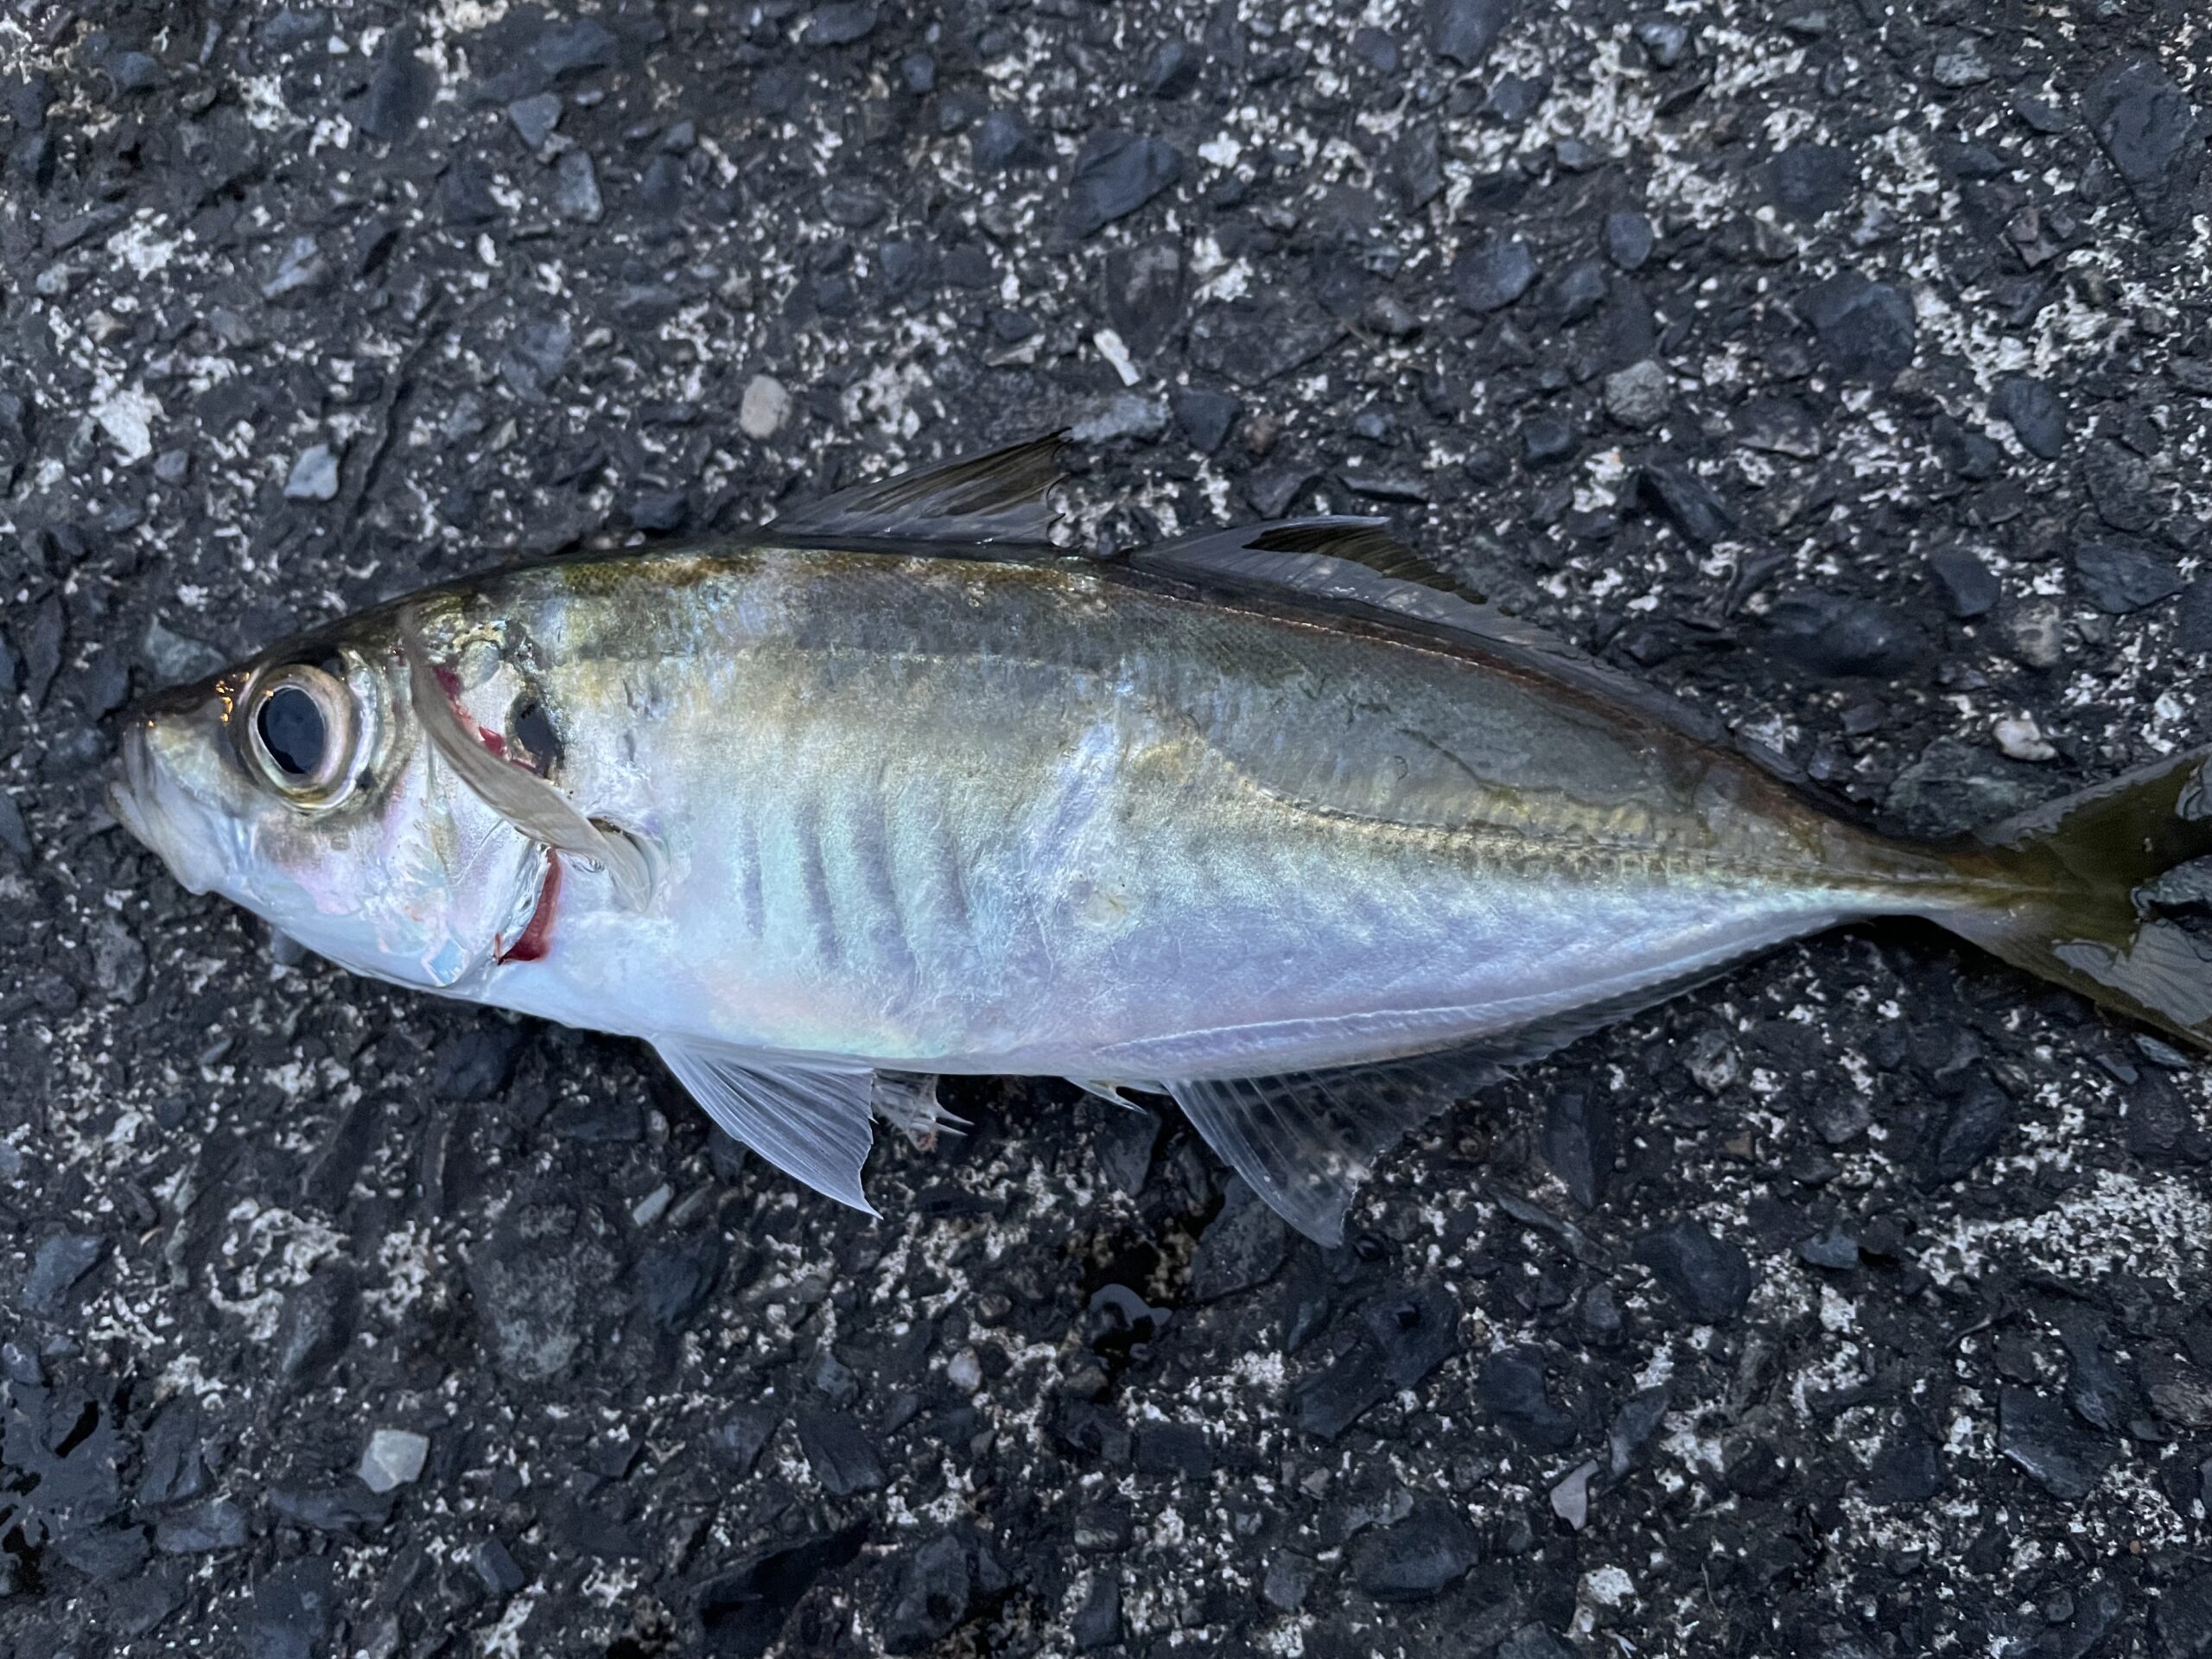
1992 374 2068 459
1454 237 1538 311
1604 209 1655 270
740 374 792 440
1350 1499 1478 1600
506 92 563 150
2075 540 2182 613
357 1429 429 1495
553 149 603 221
23 1233 106 1313
282 443 340 501
1635 1220 1752 1324
1062 131 1181 238
1068 393 1168 445
1801 270 1916 379
1603 359 1671 428
1999 1388 2115 1502
1428 0 1520 67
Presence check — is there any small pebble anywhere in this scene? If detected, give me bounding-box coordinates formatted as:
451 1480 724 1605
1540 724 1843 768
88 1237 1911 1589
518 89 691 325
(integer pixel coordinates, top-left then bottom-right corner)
1796 1230 1861 1270
470 1537 528 1596
1993 715 2056 762
1634 20 1691 67
1683 1029 1739 1094
1932 43 1993 88
1604 359 1671 429
1929 549 2000 619
555 149 604 222
507 92 563 150
1455 237 1538 312
1092 327 1140 387
1521 414 1576 468
1549 1459 1599 1529
1262 1552 1316 1612
947 1346 984 1392
2007 601 2065 669
358 1428 429 1494
1069 393 1167 445
1063 130 1182 238
283 444 340 502
739 374 792 440
23 1233 106 1313
1140 39 1201 99
1604 209 1656 271
0 1341 42 1387
2075 539 2182 614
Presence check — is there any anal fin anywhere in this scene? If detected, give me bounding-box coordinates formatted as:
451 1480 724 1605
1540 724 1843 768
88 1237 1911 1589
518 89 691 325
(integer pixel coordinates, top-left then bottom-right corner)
870 1071 969 1148
1165 961 1774 1245
1165 1050 1508 1248
1070 1078 1150 1110
653 1038 880 1215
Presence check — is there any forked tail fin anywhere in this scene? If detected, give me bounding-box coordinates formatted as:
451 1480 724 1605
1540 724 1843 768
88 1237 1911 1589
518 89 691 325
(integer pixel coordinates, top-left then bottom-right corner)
1939 747 2212 1049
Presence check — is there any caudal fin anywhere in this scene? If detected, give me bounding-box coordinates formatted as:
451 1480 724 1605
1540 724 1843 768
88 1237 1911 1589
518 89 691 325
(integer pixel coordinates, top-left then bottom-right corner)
1939 747 2212 1049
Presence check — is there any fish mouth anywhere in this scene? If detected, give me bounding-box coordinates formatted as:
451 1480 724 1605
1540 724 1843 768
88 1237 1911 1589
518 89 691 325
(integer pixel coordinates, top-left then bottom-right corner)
108 722 213 895
107 722 159 849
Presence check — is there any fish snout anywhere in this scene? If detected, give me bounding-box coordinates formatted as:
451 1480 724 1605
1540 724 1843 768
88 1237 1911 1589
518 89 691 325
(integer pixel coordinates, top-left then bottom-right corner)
107 714 223 895
127 664 231 724
107 719 160 849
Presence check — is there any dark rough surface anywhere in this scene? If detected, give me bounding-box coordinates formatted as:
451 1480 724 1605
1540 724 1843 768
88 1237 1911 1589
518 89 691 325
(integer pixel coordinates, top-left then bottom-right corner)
3 2 2212 1656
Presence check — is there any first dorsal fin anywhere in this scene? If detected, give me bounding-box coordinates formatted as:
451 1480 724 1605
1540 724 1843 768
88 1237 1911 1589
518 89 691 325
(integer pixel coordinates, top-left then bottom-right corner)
768 434 1068 550
1129 518 1730 747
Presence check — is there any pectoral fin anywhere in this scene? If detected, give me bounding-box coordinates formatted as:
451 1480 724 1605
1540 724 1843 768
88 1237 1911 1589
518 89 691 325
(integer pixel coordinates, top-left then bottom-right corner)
403 621 654 908
653 1038 880 1215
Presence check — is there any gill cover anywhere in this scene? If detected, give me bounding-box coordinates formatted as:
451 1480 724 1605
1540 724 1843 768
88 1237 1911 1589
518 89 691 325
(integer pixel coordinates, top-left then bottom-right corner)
399 613 655 909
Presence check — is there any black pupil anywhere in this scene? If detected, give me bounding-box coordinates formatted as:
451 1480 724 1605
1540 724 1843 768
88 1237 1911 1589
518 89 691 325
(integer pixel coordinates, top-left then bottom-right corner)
257 685 327 778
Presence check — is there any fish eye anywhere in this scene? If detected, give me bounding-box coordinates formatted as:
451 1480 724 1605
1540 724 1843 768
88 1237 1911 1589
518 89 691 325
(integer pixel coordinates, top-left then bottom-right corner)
258 686 323 774
243 663 359 804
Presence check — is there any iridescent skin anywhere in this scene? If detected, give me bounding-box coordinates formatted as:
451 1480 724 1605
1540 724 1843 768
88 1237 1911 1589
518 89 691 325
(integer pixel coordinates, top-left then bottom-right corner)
113 545 1982 1083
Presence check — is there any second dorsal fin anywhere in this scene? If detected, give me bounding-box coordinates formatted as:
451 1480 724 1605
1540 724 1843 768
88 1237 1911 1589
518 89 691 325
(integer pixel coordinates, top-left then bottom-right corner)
1129 518 1730 747
768 434 1068 550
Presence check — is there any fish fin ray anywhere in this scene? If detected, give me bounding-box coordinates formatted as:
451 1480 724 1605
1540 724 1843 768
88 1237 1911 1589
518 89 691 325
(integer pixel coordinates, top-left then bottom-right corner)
870 1071 968 1147
1143 518 1491 605
768 434 1068 550
1165 1050 1509 1248
653 1039 880 1214
1458 950 1785 1071
1946 745 2212 1049
1069 1078 1148 1110
1130 520 1729 746
403 622 654 906
1165 962 1777 1245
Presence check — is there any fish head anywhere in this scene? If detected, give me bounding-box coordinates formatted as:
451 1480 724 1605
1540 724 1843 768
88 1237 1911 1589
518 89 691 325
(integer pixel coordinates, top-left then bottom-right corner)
111 616 543 991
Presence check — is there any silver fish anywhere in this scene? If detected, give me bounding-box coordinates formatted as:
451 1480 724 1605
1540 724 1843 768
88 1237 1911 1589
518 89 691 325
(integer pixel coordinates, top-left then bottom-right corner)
111 438 2212 1241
